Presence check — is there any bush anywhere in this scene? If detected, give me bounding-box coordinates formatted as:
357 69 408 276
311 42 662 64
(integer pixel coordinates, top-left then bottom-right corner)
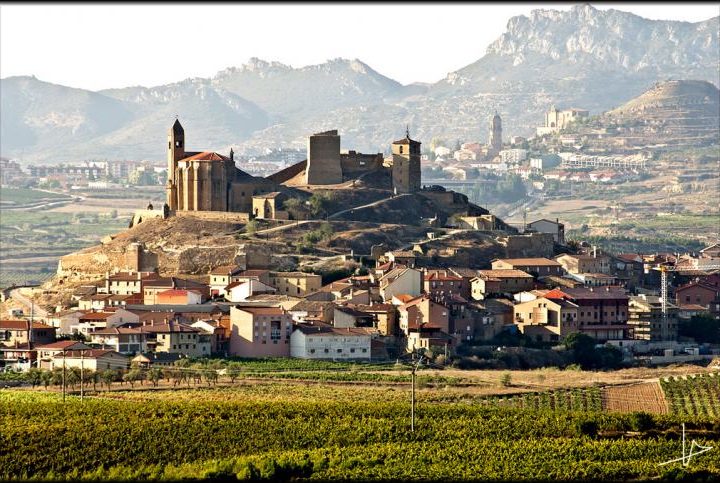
628 412 655 432
500 372 512 387
577 419 599 438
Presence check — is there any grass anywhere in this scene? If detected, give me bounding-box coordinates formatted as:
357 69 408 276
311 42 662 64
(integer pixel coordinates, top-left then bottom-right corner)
0 188 70 204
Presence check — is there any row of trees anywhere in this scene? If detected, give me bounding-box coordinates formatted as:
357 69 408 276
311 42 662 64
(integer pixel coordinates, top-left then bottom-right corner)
17 360 251 392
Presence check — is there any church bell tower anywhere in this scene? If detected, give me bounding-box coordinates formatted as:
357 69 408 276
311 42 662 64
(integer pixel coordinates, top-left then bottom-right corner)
166 118 185 210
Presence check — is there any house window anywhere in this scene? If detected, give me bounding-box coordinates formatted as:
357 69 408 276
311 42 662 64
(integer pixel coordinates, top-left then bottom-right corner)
337 349 342 353
310 349 316 354
324 349 329 353
350 348 355 353
362 348 367 353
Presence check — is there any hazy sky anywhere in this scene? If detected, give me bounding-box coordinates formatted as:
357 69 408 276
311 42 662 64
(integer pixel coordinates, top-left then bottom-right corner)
1 3 718 91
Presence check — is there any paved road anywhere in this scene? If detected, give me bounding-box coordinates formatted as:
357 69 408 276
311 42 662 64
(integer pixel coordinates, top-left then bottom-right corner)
9 288 49 318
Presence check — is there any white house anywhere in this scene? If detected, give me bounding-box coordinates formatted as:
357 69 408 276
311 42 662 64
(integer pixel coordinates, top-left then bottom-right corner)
225 280 276 303
290 324 374 360
379 267 423 302
88 327 146 355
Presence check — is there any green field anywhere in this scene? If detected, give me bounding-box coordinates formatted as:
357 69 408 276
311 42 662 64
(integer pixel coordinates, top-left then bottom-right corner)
2 384 719 481
0 188 70 204
660 373 720 419
0 209 129 288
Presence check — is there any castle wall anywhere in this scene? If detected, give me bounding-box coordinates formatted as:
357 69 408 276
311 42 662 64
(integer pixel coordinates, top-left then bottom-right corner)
174 210 250 223
340 152 383 180
305 131 343 185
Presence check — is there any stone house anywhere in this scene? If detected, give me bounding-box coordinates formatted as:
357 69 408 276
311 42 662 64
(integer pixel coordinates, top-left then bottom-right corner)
470 269 534 299
491 258 564 277
398 295 450 336
555 254 610 275
513 297 580 343
268 272 322 297
0 320 56 347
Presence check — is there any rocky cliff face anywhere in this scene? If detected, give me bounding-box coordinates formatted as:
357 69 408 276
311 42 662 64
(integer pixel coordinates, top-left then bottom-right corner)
2 4 717 162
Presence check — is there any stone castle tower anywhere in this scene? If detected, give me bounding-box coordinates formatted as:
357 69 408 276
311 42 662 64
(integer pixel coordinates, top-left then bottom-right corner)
489 112 502 153
166 119 185 210
305 130 343 185
391 128 421 194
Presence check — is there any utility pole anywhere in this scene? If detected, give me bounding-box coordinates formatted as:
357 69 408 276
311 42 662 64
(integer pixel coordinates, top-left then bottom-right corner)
62 348 67 403
410 352 424 432
80 349 84 402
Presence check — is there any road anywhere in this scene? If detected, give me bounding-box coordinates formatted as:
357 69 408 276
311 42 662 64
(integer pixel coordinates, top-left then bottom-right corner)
327 193 412 220
8 288 49 318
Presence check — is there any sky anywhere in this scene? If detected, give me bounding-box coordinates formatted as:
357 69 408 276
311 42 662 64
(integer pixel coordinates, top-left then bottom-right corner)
1 3 718 91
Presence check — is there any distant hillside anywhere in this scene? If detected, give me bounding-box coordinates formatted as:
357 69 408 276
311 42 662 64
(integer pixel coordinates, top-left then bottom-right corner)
1 4 718 162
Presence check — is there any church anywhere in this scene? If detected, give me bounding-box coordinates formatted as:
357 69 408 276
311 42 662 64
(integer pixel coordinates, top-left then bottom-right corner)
165 119 276 212
164 118 422 216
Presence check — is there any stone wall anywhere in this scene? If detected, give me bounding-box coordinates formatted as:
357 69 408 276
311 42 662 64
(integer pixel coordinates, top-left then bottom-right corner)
499 232 555 259
305 131 343 185
174 210 250 223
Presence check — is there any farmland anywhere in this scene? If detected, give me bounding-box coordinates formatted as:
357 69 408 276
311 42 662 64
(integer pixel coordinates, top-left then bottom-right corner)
660 372 720 419
2 381 719 481
0 187 161 288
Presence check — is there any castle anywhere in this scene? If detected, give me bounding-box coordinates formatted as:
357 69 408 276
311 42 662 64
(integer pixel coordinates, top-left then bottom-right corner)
536 105 589 136
164 119 422 216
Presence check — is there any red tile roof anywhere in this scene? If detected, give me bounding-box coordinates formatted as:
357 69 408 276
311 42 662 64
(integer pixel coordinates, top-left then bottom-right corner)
494 258 561 266
236 307 285 316
0 320 55 330
36 340 90 350
180 151 230 162
54 349 124 359
79 312 114 321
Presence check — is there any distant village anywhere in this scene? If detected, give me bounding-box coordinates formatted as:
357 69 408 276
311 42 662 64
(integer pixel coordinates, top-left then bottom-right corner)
1 107 718 375
0 105 649 194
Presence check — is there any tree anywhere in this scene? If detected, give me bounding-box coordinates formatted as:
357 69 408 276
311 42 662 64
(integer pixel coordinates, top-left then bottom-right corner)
124 369 142 388
65 367 80 390
51 368 64 387
308 193 333 218
148 368 163 387
26 368 42 388
101 369 117 391
227 363 242 383
283 198 304 220
679 313 720 344
40 370 52 389
500 372 512 387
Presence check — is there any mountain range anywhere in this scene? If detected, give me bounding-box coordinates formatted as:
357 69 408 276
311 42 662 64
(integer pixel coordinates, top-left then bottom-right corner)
1 3 718 163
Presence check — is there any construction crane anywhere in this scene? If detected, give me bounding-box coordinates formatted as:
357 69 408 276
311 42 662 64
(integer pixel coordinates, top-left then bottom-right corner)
654 262 720 318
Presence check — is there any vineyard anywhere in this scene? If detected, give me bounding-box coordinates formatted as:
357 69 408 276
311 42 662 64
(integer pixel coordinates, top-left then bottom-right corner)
478 387 603 412
660 372 720 418
2 386 719 480
602 382 669 414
